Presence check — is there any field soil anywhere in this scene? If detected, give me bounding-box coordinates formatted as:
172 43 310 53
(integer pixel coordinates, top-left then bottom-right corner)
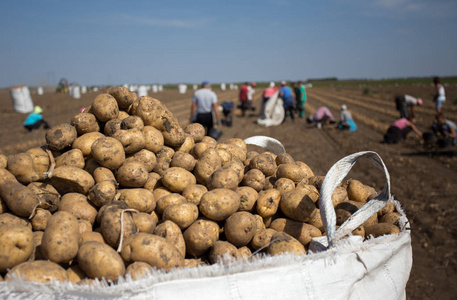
1 84 456 299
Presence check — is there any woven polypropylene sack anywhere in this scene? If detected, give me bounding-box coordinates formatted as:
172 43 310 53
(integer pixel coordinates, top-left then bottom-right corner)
0 137 412 300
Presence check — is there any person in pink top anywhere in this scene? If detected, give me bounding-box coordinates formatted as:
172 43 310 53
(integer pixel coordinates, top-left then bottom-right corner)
239 82 249 117
307 106 336 128
384 118 422 144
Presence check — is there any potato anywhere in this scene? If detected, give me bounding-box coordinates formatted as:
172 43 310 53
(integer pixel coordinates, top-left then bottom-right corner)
256 189 281 218
121 233 184 270
29 230 44 261
273 178 295 196
263 176 277 190
143 172 162 192
0 154 7 168
330 186 348 207
153 156 171 176
104 119 122 136
280 189 317 223
216 149 232 165
177 134 195 153
184 258 206 268
352 225 365 237
79 231 105 247
5 260 68 283
50 166 95 195
236 186 259 212
152 187 172 204
275 153 295 165
91 137 126 170
116 161 149 188
335 201 378 228
276 163 305 183
88 180 117 208
55 148 85 169
308 175 325 191
124 149 157 173
194 148 222 185
269 218 322 247
380 212 402 225
83 157 101 175
121 115 144 130
222 138 247 154
78 241 125 281
378 201 395 217
58 193 97 224
171 151 196 172
118 188 156 213
224 212 257 247
241 169 265 192
244 150 260 166
199 188 240 221
92 93 119 122
27 182 60 212
0 212 30 228
67 265 86 283
107 86 136 110
336 208 352 226
364 223 400 238
99 201 137 249
78 219 93 234
0 180 39 217
207 167 239 191
190 142 211 159
161 167 197 193
238 246 251 258
156 193 186 215
217 143 246 162
182 184 208 205
41 211 79 264
163 203 199 229
184 123 205 143
347 179 369 203
267 232 306 256
251 228 277 250
201 136 217 147
183 219 220 257
133 212 157 233
307 208 325 232
125 262 153 280
209 241 241 264
143 126 164 154
253 214 266 231
7 153 43 184
112 128 146 154
45 123 78 151
153 220 186 258
0 225 34 272
0 197 8 214
249 153 277 176
295 161 314 179
30 208 52 231
223 158 245 184
71 112 100 135
72 132 105 157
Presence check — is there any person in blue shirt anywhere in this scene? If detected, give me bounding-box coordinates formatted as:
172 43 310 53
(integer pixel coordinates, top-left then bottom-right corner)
279 81 295 121
23 106 50 131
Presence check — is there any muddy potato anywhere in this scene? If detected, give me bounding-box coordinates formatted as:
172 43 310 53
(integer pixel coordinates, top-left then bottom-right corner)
194 148 222 185
153 220 186 258
222 138 247 154
380 212 402 225
133 212 157 233
72 132 105 158
335 201 378 227
207 167 239 191
352 226 365 237
365 223 400 238
269 218 322 247
29 231 44 261
83 158 101 175
249 153 277 177
125 262 153 280
308 208 325 232
117 111 129 120
78 241 125 281
224 212 257 247
275 153 295 165
242 169 265 192
6 153 42 184
209 241 241 264
93 167 116 184
0 225 34 272
107 86 136 110
177 134 195 153
162 167 196 193
267 232 306 256
279 189 317 223
153 156 171 176
121 115 144 130
54 149 85 169
5 260 68 283
143 126 164 154
78 219 93 234
251 228 277 250
184 123 205 143
27 182 60 212
92 93 119 122
190 142 211 159
49 166 95 195
30 209 52 231
79 231 105 247
253 214 266 231
88 181 117 208
274 178 295 196
378 201 395 217
295 183 319 203
0 213 31 228
71 112 100 135
104 119 122 136
0 180 40 217
336 208 352 226
170 151 196 172
99 201 137 249
184 258 206 268
295 161 314 179
112 128 146 154
262 176 276 190
308 175 325 191
0 197 7 214
223 158 245 184
256 189 281 218
155 193 186 215
276 163 305 183
236 186 259 212
91 137 125 170
182 184 207 205
216 149 232 165
331 186 348 207
238 246 251 258
199 188 240 221
143 172 162 192
116 161 149 188
163 202 199 229
121 233 184 270
46 123 78 151
152 186 172 203
58 193 97 224
183 219 220 257
67 265 86 283
0 154 7 168
118 188 156 213
347 179 369 203
41 211 79 264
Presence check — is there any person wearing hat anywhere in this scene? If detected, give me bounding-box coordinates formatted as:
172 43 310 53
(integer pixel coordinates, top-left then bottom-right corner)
279 81 296 121
337 104 357 131
190 81 220 135
23 106 50 131
395 94 423 119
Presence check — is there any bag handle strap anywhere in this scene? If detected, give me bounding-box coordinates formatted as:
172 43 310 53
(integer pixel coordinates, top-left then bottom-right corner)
244 136 286 155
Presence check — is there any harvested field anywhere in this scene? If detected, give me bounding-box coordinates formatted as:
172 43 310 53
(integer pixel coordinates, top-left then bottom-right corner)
0 84 456 299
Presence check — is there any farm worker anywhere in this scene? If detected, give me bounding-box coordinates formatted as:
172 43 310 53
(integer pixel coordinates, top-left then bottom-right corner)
337 105 357 131
23 106 51 131
279 81 295 121
383 117 422 144
259 82 278 119
298 81 307 118
190 81 220 135
221 101 235 127
395 94 423 119
291 82 301 116
308 106 336 128
431 113 456 147
247 82 256 111
433 76 446 113
239 82 249 117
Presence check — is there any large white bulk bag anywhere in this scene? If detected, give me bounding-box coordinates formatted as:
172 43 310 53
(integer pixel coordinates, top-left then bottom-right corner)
152 85 158 93
10 85 34 113
257 92 285 127
37 87 44 95
137 85 148 97
81 86 87 94
72 86 81 99
178 84 187 94
193 84 198 90
158 85 163 92
220 83 226 91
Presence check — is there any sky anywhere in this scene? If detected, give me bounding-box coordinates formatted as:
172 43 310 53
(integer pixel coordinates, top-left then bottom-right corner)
0 0 456 87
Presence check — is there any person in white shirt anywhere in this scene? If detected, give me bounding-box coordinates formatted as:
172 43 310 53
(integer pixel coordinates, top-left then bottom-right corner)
190 81 220 135
247 82 256 111
433 77 446 113
395 94 423 119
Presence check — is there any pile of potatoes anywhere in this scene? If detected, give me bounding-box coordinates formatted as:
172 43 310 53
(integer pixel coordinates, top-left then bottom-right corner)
0 86 403 285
